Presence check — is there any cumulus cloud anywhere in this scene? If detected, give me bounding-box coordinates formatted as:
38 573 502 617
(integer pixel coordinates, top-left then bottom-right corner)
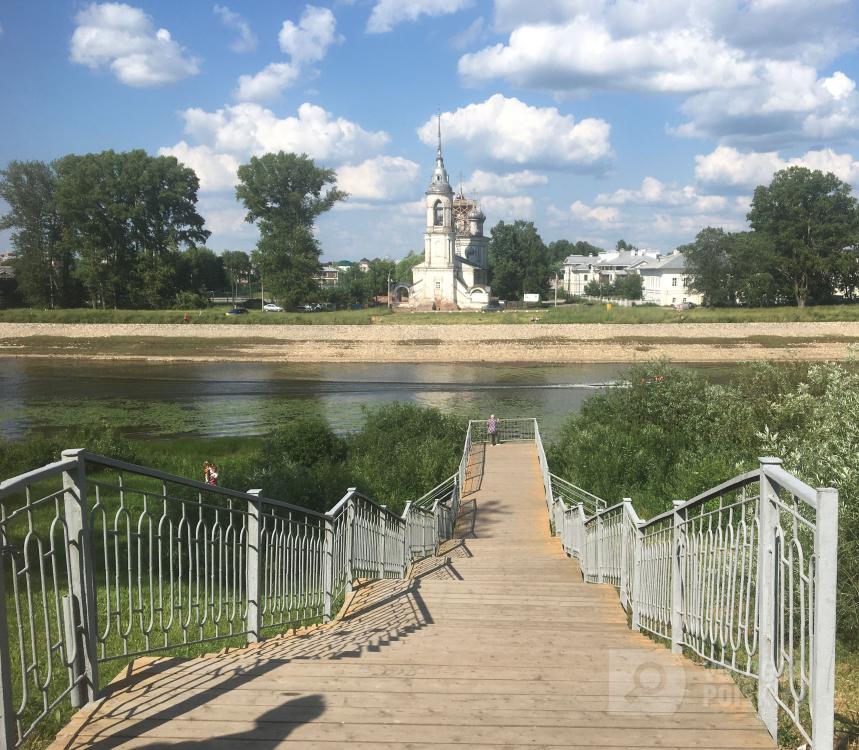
462 1 859 144
465 169 547 195
596 177 727 212
367 0 472 33
234 62 300 102
279 6 342 64
158 142 240 192
213 5 257 53
181 102 388 162
70 2 199 86
695 145 859 189
337 156 421 200
417 95 612 170
480 194 535 220
568 200 619 224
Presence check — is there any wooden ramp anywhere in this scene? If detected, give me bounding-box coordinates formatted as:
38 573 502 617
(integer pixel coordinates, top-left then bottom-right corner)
51 443 775 749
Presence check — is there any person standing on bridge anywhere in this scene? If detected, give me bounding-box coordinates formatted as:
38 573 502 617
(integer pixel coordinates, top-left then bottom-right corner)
487 414 498 446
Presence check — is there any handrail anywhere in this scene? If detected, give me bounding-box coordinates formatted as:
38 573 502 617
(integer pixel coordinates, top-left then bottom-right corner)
545 452 839 750
0 440 465 749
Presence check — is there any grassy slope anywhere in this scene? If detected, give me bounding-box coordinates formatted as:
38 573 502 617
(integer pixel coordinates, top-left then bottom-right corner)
3 303 859 325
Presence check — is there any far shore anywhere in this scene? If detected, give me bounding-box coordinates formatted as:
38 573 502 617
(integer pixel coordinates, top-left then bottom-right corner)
1 322 859 363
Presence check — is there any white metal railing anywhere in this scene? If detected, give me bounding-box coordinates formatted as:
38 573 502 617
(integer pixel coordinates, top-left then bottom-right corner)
547 456 839 750
0 449 461 749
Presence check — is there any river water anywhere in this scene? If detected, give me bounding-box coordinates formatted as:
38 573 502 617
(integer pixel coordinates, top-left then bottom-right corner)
0 359 737 443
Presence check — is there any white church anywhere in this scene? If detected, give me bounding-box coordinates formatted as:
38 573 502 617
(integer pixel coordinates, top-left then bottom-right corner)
393 122 491 310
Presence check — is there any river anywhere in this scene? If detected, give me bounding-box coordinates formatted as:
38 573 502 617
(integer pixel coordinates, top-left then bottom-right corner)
0 359 738 443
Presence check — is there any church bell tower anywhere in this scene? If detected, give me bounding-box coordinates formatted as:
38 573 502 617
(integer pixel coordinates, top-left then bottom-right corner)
424 115 454 268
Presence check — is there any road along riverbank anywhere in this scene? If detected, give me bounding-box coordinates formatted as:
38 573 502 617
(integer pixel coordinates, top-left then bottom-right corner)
1 322 858 363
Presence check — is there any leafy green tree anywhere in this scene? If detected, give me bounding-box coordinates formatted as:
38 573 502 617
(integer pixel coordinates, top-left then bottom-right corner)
748 166 859 307
54 150 208 308
613 273 643 300
729 232 783 307
615 239 637 251
488 220 550 300
236 152 345 306
221 250 252 301
180 246 227 295
0 160 77 307
679 227 736 307
395 251 423 283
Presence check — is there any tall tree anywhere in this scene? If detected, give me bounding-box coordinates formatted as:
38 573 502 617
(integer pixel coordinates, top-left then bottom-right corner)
748 166 859 307
394 251 423 283
181 246 227 294
236 152 345 307
55 150 208 308
488 220 550 300
221 250 252 302
679 227 737 307
0 161 76 307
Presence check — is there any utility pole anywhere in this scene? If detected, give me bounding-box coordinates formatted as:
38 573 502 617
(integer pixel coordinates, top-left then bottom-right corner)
554 271 559 307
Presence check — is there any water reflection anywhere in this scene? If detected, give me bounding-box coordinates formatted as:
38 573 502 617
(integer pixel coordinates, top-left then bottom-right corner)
0 359 725 443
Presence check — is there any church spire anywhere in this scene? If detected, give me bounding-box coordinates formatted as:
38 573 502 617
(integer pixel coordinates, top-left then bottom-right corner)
426 111 452 196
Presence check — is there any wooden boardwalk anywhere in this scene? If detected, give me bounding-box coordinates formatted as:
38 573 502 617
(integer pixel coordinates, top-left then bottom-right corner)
51 443 775 749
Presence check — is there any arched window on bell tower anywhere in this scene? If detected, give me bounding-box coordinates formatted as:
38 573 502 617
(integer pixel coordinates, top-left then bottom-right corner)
433 200 444 226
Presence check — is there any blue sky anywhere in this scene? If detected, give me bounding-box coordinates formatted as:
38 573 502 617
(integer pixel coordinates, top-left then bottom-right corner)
2 0 859 261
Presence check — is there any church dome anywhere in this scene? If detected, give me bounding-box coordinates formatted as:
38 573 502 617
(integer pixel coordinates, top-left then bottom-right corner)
468 206 485 221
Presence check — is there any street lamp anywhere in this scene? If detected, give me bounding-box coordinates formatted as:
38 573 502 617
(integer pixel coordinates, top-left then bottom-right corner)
387 270 392 310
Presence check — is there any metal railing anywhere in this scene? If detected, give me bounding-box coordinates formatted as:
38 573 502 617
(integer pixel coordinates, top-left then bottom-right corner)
547 456 839 750
0 449 461 749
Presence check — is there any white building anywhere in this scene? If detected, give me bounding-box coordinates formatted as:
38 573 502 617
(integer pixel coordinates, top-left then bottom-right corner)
394 120 490 310
562 249 659 295
562 248 702 306
638 252 703 307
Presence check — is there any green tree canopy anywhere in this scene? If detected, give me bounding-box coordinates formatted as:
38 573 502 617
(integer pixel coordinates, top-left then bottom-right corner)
748 166 859 306
0 161 76 307
236 152 345 307
488 220 550 300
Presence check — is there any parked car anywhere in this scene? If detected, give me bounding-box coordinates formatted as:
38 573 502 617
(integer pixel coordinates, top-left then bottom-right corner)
481 302 503 313
225 307 248 316
263 303 284 312
674 302 697 311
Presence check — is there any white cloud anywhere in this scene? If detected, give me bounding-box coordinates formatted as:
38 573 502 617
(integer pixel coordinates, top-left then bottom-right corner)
337 156 421 200
158 142 239 192
367 0 472 33
234 62 300 102
480 195 534 220
213 4 257 53
70 2 199 86
417 95 612 169
181 102 389 163
465 169 547 196
695 145 859 189
596 177 727 212
279 6 342 64
569 201 619 224
463 1 859 144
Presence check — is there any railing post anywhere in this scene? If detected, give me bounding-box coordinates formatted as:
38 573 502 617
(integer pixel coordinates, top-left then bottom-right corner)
377 506 386 580
0 521 17 748
577 503 587 573
246 489 262 642
345 491 355 594
812 486 838 750
671 499 686 655
322 512 334 624
595 512 603 584
631 520 643 632
61 449 99 703
757 458 781 740
620 498 632 612
62 594 85 708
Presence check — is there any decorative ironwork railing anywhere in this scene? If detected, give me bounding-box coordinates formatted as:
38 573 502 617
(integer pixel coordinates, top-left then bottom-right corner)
0 449 461 750
547 455 839 750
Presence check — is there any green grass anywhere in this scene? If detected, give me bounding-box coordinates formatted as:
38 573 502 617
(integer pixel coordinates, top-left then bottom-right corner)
3 302 859 325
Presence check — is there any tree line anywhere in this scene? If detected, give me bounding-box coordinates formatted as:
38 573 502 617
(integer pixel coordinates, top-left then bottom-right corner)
682 167 859 307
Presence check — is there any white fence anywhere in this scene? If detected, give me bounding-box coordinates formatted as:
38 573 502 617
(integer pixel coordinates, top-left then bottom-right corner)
545 451 839 749
0 450 460 749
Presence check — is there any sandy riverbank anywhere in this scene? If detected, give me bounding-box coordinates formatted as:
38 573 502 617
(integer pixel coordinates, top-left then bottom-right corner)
1 322 859 363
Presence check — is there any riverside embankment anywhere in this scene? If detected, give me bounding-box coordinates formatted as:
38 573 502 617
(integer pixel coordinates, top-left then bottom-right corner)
2 322 859 362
